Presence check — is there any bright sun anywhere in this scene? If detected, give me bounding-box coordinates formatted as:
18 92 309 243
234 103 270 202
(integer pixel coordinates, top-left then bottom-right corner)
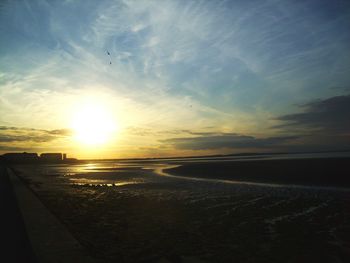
71 102 117 146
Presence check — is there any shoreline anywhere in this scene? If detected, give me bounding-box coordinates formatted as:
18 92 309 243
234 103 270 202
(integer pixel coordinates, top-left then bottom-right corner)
12 159 350 262
164 157 350 188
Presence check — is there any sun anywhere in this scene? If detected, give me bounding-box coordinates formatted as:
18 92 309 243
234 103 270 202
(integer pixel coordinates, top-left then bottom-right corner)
71 102 117 146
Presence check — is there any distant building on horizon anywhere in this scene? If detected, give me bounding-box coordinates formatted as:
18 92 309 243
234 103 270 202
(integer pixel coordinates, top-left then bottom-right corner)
1 152 78 164
40 153 63 163
2 152 39 163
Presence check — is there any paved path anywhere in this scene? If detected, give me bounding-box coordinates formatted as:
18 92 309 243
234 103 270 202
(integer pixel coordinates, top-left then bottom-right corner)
7 166 97 263
0 164 36 263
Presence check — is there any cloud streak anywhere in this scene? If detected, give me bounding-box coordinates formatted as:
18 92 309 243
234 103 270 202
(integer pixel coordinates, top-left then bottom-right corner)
162 133 299 150
0 126 71 143
1 0 350 157
161 92 350 152
274 94 350 134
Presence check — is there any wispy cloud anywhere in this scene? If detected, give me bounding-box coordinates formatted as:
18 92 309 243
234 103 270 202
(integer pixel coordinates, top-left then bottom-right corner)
274 93 350 134
161 92 350 152
162 133 299 151
1 0 350 157
0 126 71 143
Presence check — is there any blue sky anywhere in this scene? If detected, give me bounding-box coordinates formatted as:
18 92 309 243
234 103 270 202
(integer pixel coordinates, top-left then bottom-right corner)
1 0 350 158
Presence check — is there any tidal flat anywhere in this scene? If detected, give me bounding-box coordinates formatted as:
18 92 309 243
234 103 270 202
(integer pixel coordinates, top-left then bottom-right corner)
14 156 350 262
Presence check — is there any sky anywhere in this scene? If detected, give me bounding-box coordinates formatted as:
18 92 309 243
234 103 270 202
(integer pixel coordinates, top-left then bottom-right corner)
0 0 350 159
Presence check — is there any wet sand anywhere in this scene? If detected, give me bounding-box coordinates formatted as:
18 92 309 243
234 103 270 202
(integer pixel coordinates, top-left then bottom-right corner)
165 157 350 188
13 158 350 262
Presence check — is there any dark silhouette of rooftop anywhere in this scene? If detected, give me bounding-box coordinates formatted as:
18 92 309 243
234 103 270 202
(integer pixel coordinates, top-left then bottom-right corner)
1 152 78 164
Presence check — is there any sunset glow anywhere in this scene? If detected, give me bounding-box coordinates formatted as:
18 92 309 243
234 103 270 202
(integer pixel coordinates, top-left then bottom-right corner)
1 2 349 262
0 0 349 159
71 103 117 146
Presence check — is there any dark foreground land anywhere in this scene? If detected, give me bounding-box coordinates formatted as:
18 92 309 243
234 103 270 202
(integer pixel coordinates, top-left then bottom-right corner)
12 157 350 262
166 157 350 188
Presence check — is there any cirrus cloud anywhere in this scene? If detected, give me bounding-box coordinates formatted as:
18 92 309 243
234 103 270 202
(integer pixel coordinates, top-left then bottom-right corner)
274 93 350 134
0 126 72 143
161 133 299 150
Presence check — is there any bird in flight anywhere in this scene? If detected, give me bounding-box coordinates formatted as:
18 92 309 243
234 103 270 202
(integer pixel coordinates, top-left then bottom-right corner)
106 51 112 65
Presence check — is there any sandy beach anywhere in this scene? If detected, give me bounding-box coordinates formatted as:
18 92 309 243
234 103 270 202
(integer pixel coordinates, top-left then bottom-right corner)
13 156 350 262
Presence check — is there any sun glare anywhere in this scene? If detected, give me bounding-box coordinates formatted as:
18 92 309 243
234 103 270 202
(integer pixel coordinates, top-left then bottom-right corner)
71 102 117 146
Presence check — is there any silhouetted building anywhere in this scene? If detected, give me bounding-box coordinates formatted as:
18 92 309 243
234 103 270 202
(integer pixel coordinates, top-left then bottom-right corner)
1 152 79 164
2 152 39 163
40 153 62 163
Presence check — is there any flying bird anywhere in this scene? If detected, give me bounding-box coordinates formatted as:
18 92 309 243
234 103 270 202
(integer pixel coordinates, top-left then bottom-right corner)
106 51 112 65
